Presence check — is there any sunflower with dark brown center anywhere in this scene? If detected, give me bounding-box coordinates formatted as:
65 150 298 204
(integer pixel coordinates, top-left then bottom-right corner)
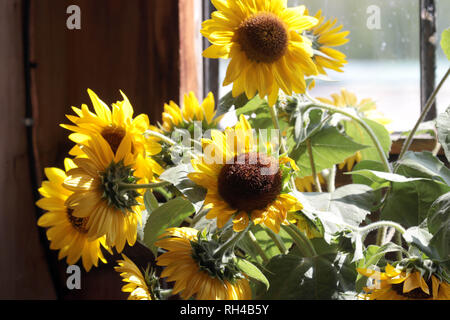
357 264 450 300
236 13 288 63
36 158 111 271
61 88 163 176
201 0 319 106
218 152 282 212
188 115 302 233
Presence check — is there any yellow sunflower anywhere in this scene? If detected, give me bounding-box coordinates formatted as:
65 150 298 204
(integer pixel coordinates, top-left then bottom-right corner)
162 91 221 132
317 88 391 171
305 9 349 78
155 227 252 300
188 114 302 233
36 158 111 271
294 173 325 193
357 264 450 300
201 0 319 106
317 88 391 127
63 132 145 253
115 254 152 300
61 89 162 167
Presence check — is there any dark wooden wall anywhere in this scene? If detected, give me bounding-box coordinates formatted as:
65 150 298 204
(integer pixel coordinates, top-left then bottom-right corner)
0 0 201 299
0 0 56 300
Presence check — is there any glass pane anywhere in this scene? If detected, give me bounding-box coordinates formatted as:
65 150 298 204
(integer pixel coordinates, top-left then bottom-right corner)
286 0 422 132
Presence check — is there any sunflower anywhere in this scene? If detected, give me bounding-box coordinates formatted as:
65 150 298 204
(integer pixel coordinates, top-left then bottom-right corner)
63 132 145 253
357 264 450 300
155 227 252 300
317 88 391 171
115 254 152 300
304 9 349 80
36 158 111 271
201 0 319 106
188 114 302 233
61 89 162 167
294 173 325 193
161 91 221 132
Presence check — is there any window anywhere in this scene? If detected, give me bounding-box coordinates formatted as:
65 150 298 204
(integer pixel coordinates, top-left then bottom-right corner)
212 0 450 132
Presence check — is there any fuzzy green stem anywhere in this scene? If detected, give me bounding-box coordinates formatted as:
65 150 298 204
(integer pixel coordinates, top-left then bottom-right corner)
326 165 336 193
247 231 270 264
118 181 172 190
184 217 193 225
267 103 299 192
305 93 391 173
156 289 173 300
356 220 406 237
268 104 287 154
282 223 316 257
213 225 250 258
398 67 450 161
145 130 177 146
375 226 387 246
394 232 403 261
265 228 288 254
432 142 442 157
306 138 322 192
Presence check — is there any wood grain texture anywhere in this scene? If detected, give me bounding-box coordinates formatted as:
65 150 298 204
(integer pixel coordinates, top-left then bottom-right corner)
28 0 182 299
30 0 180 175
0 0 56 299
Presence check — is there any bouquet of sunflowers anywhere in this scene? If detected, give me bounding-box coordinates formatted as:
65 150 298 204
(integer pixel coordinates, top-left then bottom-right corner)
36 0 450 300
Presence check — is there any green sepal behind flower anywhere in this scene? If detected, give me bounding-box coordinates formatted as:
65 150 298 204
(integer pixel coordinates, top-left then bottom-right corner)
190 230 244 284
101 160 140 213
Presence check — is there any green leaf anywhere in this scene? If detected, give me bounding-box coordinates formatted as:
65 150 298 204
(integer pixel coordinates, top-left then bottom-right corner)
436 106 450 162
290 127 369 178
238 224 292 264
403 226 433 249
346 169 424 190
144 189 159 212
236 258 270 290
258 252 356 300
159 163 206 211
216 91 251 118
235 95 268 117
142 197 195 254
381 180 450 228
427 192 450 261
351 160 387 187
138 190 160 242
301 184 377 242
441 28 450 61
344 118 391 162
396 151 450 185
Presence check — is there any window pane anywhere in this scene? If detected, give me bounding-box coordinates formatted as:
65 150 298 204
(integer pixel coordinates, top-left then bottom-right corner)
287 0 423 132
217 1 450 132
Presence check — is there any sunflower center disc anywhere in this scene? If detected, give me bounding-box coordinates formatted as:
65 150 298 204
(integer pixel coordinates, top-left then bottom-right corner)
67 208 88 233
218 152 282 212
101 126 126 154
237 12 288 63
